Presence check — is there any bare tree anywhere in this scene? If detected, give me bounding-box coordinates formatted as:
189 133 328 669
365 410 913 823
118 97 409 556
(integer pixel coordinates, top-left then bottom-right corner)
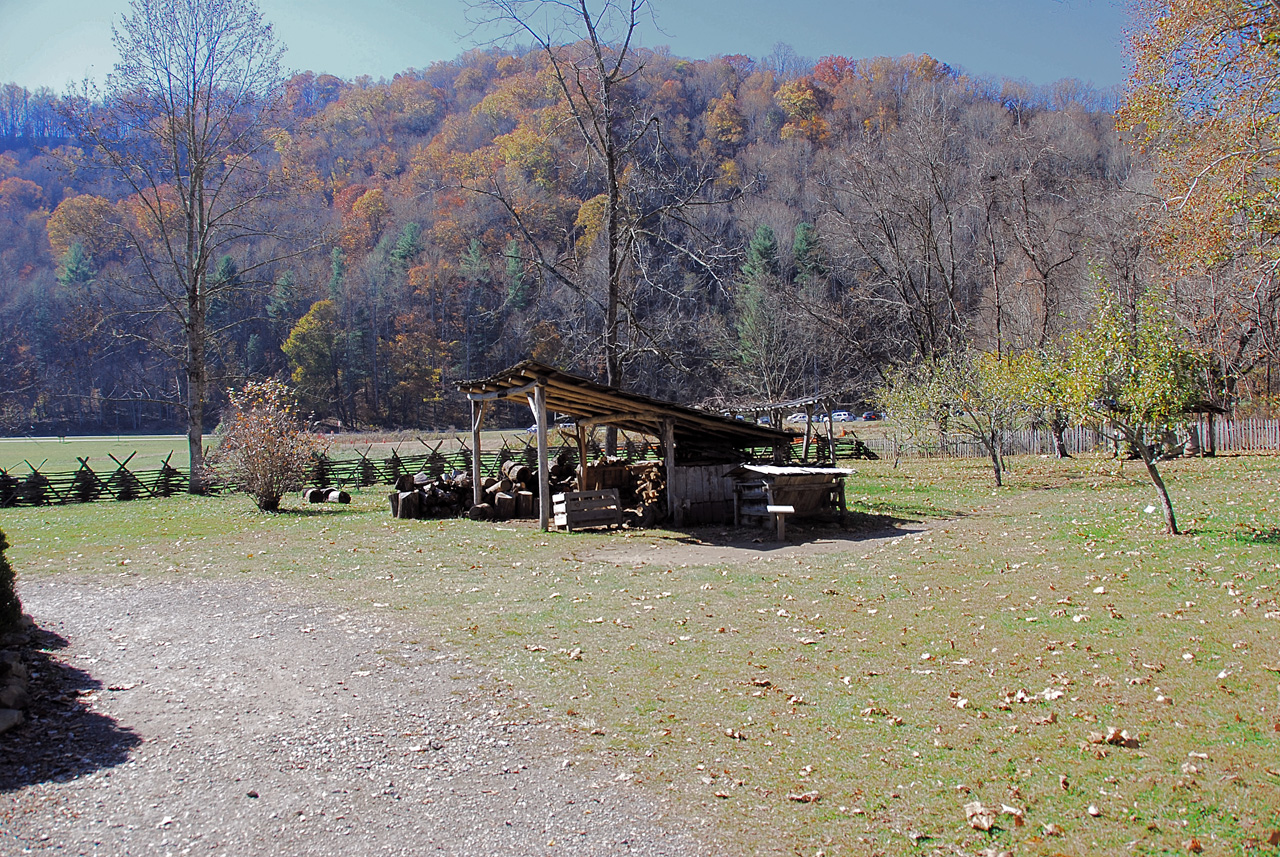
818 84 981 366
464 1 738 400
64 0 297 492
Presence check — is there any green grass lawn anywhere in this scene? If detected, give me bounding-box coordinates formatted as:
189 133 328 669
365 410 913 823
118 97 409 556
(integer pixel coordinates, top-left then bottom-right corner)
0 435 189 473
3 452 1278 855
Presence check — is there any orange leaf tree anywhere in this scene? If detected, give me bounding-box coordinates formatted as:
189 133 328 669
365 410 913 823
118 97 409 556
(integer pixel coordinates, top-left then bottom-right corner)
1120 0 1280 405
205 379 324 512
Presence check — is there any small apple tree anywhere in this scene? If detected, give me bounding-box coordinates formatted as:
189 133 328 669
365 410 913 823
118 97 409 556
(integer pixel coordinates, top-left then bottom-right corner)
878 350 1026 487
1016 292 1204 535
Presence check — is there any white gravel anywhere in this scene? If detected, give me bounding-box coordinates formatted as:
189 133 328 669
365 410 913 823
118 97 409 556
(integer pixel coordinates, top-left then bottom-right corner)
1 576 713 856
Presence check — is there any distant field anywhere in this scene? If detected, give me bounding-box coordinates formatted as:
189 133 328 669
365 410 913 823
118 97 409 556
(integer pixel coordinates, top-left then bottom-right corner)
0 436 189 473
0 429 569 475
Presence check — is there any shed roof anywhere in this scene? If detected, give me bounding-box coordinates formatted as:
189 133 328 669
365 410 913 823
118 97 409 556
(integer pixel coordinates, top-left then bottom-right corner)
457 360 795 449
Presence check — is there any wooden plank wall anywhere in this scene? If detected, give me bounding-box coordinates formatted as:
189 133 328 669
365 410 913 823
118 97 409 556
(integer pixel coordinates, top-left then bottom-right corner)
672 464 737 525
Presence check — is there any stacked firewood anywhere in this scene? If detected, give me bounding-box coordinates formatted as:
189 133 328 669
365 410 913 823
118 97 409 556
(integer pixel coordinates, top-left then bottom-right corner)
627 461 667 527
472 452 578 520
389 471 473 519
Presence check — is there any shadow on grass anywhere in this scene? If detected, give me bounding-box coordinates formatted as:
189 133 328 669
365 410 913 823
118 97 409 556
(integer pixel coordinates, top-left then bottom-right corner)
0 626 141 791
273 505 357 517
651 511 920 553
1234 525 1280 545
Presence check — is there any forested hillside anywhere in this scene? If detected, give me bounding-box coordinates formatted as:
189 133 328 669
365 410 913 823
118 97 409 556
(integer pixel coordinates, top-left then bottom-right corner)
0 28 1243 434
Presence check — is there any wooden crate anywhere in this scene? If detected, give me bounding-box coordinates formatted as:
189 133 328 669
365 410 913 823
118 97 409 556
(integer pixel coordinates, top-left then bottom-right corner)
553 488 623 532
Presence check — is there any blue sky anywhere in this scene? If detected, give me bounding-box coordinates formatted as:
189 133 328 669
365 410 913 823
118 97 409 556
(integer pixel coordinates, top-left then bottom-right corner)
0 0 1131 93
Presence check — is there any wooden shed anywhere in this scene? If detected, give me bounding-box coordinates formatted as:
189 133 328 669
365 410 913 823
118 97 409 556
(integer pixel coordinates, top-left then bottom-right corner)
457 361 796 531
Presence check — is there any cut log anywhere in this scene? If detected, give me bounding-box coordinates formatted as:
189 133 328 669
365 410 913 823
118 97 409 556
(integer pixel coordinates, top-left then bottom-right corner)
494 492 516 519
396 491 420 519
327 489 351 504
501 460 533 485
305 487 327 503
468 502 494 521
516 490 535 519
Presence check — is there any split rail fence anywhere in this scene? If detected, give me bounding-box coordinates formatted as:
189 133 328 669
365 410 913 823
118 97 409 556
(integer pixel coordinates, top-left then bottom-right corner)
2 418 1275 508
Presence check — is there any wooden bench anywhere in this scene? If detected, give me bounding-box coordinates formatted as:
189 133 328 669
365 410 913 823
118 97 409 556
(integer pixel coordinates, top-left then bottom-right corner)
767 504 795 540
553 489 623 532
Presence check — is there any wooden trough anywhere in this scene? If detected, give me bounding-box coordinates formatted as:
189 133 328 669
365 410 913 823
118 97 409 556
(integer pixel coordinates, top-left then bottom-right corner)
731 464 851 534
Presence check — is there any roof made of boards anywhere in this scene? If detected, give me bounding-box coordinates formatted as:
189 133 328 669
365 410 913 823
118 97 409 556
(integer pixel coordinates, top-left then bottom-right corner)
457 360 796 450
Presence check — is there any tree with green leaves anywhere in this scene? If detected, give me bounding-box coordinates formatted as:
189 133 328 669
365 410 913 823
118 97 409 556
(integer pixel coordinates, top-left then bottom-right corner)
1014 291 1205 534
0 527 21 635
734 224 811 401
283 299 344 423
878 350 1026 486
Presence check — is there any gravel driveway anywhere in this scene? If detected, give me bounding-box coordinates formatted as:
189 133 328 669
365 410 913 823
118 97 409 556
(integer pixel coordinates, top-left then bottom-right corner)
1 576 712 856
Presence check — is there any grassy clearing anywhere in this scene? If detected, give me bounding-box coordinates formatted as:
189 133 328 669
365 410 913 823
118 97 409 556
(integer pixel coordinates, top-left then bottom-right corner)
0 435 189 473
0 429 568 475
3 453 1278 856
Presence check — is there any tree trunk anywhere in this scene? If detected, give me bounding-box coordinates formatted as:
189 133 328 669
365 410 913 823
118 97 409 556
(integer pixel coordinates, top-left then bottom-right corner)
186 313 208 494
1126 424 1179 535
982 428 1003 487
1050 411 1071 459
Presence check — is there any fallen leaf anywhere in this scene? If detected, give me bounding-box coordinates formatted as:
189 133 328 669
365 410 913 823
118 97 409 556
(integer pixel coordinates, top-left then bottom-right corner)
1043 822 1065 836
1268 830 1280 846
1087 804 1102 817
965 800 998 831
1185 837 1203 853
788 790 820 803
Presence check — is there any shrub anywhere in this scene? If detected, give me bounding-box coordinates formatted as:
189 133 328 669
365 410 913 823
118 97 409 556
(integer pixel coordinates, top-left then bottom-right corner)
205 379 324 512
0 527 21 634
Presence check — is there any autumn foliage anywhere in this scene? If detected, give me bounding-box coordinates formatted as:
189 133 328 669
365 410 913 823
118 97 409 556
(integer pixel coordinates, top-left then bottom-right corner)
205 380 324 512
7 5 1273 437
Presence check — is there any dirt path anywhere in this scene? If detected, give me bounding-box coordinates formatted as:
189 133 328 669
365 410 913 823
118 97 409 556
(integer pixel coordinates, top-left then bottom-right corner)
1 576 712 856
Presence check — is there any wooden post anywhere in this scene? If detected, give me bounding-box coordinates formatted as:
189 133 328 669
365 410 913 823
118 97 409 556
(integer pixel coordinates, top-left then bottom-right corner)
470 399 487 507
534 382 550 531
663 418 680 528
824 397 838 466
576 423 589 488
802 406 814 462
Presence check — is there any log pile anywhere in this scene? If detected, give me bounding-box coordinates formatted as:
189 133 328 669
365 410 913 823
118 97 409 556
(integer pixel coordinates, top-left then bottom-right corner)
389 471 473 519
383 450 674 527
627 461 667 527
472 451 577 521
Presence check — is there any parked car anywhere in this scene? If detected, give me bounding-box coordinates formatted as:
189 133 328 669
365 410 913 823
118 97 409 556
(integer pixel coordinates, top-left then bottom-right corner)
861 411 880 421
786 412 808 423
830 410 853 422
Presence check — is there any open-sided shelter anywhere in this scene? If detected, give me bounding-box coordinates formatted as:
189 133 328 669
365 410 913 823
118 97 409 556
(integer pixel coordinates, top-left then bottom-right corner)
457 360 798 530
